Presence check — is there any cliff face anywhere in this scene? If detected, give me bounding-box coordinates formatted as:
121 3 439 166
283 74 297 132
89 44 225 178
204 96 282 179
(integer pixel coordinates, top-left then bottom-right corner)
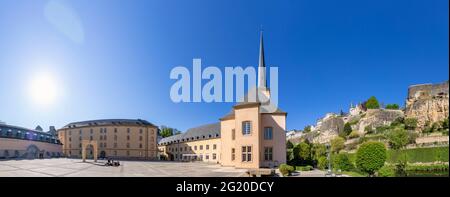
356 109 404 133
405 81 449 129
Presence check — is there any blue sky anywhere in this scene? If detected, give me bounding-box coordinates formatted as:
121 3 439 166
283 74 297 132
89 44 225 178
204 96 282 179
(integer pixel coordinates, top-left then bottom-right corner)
0 0 448 132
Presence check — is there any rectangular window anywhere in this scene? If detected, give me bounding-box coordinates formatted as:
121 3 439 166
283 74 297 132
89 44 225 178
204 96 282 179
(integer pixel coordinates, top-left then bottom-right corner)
264 127 273 140
242 121 251 135
206 145 209 150
231 148 235 161
264 147 273 161
194 146 197 150
213 153 217 160
232 129 235 140
242 146 252 162
213 144 217 150
200 145 203 150
205 154 209 160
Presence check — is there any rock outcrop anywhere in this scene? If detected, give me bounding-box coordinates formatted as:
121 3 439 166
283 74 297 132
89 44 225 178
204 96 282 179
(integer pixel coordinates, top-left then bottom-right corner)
405 81 449 129
355 109 404 133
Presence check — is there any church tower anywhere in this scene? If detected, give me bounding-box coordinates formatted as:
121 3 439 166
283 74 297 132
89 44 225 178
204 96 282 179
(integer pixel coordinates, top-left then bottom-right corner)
257 31 267 89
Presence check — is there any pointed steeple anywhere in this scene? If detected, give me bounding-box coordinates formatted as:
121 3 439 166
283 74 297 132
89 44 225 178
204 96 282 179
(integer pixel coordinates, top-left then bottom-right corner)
258 31 267 88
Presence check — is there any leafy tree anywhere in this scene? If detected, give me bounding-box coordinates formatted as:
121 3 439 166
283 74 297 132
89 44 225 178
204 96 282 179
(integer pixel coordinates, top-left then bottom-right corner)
356 141 387 176
404 118 418 130
303 125 312 133
330 137 345 153
386 127 409 150
364 125 374 134
293 142 311 162
365 96 380 109
317 156 329 170
286 149 294 163
311 143 327 161
348 131 360 139
159 125 180 138
385 104 400 110
342 122 352 137
286 140 294 149
333 153 354 171
442 118 449 130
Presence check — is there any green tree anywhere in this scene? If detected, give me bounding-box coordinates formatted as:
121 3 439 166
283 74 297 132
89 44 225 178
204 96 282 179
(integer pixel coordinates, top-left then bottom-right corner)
303 125 312 133
385 104 400 110
342 122 352 137
286 140 294 149
317 156 329 170
286 149 294 163
386 127 409 150
159 125 180 138
333 153 354 171
365 96 380 109
442 118 449 130
311 143 327 161
404 118 418 130
356 141 387 176
330 137 345 153
293 142 311 162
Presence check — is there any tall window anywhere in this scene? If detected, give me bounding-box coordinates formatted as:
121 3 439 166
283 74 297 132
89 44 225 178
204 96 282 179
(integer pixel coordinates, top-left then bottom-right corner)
264 127 273 140
213 153 217 160
206 145 209 150
242 121 251 135
264 147 273 161
231 148 235 161
241 146 252 162
200 145 203 150
213 144 217 150
231 129 235 140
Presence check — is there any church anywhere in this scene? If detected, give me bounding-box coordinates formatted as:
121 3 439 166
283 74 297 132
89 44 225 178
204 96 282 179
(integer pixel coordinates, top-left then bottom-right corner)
158 32 287 169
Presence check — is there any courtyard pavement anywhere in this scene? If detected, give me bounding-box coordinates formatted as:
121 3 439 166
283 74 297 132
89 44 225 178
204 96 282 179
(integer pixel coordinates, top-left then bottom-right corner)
0 158 249 177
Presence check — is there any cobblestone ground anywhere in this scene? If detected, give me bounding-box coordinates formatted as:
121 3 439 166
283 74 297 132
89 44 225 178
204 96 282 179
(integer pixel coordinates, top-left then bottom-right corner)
0 158 248 177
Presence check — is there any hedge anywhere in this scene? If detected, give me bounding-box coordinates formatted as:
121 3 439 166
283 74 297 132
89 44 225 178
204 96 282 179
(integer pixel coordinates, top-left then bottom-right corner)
345 146 449 164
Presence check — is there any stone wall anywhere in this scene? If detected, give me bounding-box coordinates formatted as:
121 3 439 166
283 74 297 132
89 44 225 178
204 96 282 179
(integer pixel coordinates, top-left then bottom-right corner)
405 81 449 129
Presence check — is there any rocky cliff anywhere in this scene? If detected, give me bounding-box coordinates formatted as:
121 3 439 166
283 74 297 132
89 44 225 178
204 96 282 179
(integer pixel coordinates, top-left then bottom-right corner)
405 81 449 129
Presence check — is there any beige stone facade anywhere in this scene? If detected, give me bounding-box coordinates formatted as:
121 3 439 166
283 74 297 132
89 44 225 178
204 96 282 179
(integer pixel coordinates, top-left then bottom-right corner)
57 119 158 160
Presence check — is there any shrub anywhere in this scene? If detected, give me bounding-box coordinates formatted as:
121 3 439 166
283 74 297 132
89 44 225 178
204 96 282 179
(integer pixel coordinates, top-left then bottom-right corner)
375 125 392 133
364 125 374 134
377 165 395 177
442 118 449 130
279 164 295 176
330 137 345 153
342 123 352 137
404 118 418 130
386 127 409 150
356 141 387 176
317 156 329 170
333 153 354 171
296 165 313 171
286 140 294 149
390 117 404 127
385 104 400 110
365 96 380 109
348 131 360 139
286 149 294 162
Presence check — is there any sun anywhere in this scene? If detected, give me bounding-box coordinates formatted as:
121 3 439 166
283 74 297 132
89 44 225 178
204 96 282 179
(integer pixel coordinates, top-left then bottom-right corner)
28 72 59 107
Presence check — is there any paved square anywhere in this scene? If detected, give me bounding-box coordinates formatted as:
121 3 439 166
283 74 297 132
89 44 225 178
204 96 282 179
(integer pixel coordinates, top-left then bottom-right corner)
0 158 249 177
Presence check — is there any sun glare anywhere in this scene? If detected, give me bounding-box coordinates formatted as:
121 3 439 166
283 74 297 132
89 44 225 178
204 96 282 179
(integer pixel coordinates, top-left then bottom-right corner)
29 72 59 107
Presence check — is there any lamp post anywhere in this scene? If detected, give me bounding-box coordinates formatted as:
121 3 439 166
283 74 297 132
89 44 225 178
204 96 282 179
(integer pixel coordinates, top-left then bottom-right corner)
325 143 332 177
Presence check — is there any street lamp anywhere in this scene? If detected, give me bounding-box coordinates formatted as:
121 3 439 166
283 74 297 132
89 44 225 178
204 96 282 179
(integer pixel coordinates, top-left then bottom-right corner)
325 143 332 177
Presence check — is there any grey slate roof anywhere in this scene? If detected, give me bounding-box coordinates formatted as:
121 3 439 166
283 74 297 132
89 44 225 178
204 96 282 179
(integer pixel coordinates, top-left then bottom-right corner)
61 119 156 129
158 123 220 145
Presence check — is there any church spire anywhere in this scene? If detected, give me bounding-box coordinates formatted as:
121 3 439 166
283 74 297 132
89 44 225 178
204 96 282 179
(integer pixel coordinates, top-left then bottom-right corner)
258 30 266 88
